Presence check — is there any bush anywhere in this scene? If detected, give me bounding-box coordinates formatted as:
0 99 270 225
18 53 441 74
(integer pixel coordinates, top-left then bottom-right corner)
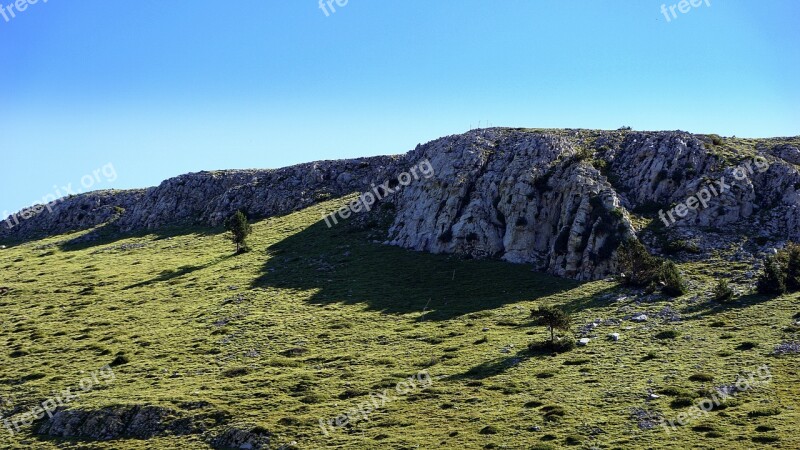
617 238 662 286
661 261 688 296
655 330 680 340
689 373 714 382
713 279 734 302
617 238 688 297
756 243 800 295
786 243 800 291
707 134 723 146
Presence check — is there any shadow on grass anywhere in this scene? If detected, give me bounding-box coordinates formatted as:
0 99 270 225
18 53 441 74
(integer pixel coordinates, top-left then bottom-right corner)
57 222 226 253
447 343 573 380
122 255 234 290
252 218 582 321
557 284 621 314
683 292 777 321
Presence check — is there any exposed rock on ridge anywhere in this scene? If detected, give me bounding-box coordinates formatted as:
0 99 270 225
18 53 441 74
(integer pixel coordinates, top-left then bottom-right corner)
2 128 799 281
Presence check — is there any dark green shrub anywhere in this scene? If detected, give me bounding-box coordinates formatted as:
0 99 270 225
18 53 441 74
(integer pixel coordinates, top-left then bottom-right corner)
756 243 800 295
747 408 781 418
221 366 251 377
617 238 662 286
707 134 723 146
713 279 734 302
786 243 800 291
655 330 680 340
758 254 787 295
661 261 687 296
689 373 714 382
617 238 688 297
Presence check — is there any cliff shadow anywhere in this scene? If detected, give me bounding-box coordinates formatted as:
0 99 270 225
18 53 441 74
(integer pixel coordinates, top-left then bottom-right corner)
252 218 581 321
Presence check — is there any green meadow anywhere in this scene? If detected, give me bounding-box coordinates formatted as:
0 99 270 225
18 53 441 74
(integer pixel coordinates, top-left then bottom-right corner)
0 197 798 449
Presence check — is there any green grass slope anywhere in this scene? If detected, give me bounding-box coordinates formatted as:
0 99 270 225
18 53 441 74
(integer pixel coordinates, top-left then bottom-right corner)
0 196 798 449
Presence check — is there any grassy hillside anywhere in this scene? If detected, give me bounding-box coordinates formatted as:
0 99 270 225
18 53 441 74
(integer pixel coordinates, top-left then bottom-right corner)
0 196 798 449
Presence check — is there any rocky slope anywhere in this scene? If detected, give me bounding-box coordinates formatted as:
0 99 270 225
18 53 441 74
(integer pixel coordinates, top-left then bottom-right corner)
2 129 799 280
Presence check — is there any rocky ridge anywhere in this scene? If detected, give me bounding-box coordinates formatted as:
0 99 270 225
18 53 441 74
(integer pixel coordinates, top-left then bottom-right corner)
2 129 799 281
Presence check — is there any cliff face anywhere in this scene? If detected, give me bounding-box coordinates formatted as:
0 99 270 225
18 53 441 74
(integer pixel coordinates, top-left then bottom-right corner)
386 130 634 280
2 129 799 281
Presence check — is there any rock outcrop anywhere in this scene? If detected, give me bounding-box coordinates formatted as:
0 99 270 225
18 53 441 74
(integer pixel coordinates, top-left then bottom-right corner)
2 128 799 281
35 405 215 440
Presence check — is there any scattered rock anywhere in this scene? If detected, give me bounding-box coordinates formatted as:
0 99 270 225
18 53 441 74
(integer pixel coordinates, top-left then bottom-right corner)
774 341 800 355
631 314 648 322
578 338 591 346
630 408 662 430
609 333 620 341
208 427 271 450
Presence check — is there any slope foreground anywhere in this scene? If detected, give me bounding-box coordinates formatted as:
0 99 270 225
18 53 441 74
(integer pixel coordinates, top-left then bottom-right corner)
1 197 798 449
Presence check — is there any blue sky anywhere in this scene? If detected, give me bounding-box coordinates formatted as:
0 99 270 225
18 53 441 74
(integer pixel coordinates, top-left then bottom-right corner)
1 0 798 214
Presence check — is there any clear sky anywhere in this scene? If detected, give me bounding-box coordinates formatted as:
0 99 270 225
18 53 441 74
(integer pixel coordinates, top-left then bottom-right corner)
1 0 798 214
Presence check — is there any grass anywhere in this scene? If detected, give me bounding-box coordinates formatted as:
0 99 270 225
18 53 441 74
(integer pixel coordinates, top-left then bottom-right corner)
0 196 798 449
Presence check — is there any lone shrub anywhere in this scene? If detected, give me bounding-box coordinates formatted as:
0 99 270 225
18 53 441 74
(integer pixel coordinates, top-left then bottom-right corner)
617 238 687 297
530 306 572 343
786 243 800 291
755 243 800 295
661 261 687 296
713 279 734 302
617 238 661 286
224 210 252 254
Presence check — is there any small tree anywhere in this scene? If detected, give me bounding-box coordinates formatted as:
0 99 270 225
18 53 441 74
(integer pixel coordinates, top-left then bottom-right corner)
617 238 661 286
660 261 687 297
224 210 252 254
617 238 687 297
757 254 787 295
530 306 572 343
785 243 800 292
713 278 734 302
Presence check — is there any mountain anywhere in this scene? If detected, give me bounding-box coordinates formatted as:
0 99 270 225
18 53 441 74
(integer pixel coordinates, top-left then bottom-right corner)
3 128 799 281
1 129 800 449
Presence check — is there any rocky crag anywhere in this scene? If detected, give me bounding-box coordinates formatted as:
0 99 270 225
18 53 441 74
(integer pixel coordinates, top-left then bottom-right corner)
2 129 799 280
